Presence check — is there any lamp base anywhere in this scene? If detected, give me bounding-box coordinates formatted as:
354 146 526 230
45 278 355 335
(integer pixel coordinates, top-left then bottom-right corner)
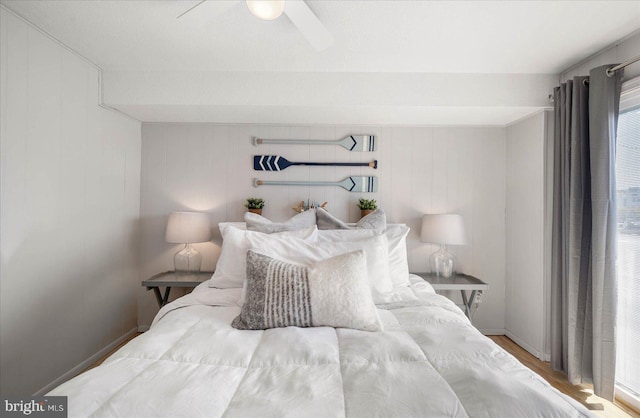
430 245 455 278
174 244 202 273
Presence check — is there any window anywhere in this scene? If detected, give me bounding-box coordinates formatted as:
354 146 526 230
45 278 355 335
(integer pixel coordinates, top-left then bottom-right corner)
615 76 640 410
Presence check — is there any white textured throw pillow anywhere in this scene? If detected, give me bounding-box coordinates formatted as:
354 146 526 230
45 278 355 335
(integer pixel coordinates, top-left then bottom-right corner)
245 210 316 233
245 233 394 303
232 250 382 332
209 225 318 288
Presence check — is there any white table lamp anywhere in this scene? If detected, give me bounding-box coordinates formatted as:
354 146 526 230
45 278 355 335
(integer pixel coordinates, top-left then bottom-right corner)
165 212 211 273
421 214 466 278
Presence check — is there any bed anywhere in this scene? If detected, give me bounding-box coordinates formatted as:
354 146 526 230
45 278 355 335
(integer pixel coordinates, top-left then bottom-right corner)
49 211 594 417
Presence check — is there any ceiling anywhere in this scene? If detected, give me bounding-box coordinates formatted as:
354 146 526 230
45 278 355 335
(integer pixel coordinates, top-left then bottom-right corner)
2 0 640 125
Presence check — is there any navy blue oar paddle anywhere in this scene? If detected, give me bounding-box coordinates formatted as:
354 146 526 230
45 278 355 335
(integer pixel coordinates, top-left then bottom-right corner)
253 176 378 193
252 135 376 152
254 156 377 171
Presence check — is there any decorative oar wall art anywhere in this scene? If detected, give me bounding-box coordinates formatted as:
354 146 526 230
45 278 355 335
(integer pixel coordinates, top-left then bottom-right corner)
251 134 379 193
252 135 376 152
253 176 378 193
254 156 377 171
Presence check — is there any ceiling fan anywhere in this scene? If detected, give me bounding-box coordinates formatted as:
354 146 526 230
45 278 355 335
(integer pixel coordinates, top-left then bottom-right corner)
177 0 334 51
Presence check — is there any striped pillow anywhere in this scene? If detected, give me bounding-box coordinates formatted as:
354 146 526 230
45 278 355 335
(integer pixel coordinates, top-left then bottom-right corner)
231 250 382 332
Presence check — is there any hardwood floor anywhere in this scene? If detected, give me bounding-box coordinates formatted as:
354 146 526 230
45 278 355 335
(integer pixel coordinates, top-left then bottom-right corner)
489 336 639 418
82 332 142 373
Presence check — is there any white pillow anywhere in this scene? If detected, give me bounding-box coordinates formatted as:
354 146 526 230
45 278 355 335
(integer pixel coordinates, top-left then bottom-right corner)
317 224 411 287
218 222 246 238
384 225 411 287
210 225 318 288
245 233 394 304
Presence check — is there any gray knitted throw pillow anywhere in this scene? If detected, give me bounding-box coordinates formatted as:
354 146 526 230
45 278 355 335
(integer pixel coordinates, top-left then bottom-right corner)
232 250 382 332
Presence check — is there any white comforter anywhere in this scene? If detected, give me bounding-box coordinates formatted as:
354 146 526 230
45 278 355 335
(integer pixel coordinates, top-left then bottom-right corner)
50 276 593 418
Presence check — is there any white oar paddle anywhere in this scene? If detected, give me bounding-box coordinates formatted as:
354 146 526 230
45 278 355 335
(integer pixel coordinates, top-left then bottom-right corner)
254 156 377 171
252 135 376 152
253 176 378 193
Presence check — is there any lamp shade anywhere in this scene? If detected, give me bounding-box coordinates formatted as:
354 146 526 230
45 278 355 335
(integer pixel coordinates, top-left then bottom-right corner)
165 212 211 244
420 214 466 245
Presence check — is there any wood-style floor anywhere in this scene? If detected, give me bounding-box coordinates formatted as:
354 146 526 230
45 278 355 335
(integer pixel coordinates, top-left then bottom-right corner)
82 332 142 372
85 334 638 417
489 335 639 418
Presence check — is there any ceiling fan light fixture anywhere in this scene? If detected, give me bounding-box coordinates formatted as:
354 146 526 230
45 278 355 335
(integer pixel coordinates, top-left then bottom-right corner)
246 0 286 21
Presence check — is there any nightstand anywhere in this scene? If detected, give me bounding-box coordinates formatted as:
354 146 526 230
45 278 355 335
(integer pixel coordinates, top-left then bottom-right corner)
142 271 213 307
412 272 488 319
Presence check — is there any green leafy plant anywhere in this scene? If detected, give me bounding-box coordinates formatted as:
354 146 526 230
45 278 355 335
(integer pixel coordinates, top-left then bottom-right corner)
245 198 265 209
357 198 377 210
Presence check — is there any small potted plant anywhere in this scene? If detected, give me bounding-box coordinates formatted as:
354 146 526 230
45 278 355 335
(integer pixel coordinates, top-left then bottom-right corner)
245 198 265 215
357 198 377 218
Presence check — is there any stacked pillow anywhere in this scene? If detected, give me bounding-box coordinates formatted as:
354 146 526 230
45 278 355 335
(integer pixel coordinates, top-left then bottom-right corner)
315 208 410 288
240 231 393 303
316 207 386 233
211 208 411 331
245 209 316 233
209 225 318 289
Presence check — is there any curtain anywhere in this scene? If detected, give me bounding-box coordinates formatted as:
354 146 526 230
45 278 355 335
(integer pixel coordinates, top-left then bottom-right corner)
550 65 623 400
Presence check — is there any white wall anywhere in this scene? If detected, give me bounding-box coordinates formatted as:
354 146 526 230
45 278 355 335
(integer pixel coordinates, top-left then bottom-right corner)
139 123 506 333
560 30 640 81
0 8 141 395
505 111 549 359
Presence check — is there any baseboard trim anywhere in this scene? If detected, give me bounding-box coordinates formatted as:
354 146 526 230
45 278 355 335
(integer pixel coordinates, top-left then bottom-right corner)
33 327 138 396
505 330 545 361
479 329 506 336
137 325 150 332
616 385 640 414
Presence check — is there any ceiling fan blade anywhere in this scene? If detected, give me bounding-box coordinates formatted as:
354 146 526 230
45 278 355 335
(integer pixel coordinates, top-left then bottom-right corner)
284 1 334 51
177 0 207 19
177 0 238 21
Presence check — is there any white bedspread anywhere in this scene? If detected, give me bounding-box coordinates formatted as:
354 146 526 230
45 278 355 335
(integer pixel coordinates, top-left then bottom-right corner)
50 277 594 417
